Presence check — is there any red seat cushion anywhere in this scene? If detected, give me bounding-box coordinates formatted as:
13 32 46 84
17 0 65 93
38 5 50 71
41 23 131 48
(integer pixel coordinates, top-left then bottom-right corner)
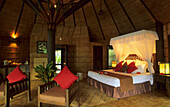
53 66 78 89
114 61 123 72
7 65 27 83
127 62 138 73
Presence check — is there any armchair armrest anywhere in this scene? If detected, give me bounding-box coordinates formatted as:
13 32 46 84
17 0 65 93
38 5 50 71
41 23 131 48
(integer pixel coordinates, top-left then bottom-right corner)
8 78 29 97
66 80 79 104
38 81 57 94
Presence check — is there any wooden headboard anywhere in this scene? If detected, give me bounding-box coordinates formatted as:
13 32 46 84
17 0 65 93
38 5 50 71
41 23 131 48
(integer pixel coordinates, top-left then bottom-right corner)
125 54 156 70
125 54 143 61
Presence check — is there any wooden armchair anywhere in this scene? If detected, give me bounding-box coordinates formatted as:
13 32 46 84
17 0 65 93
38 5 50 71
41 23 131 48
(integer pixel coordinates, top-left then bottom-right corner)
38 80 79 107
0 72 31 107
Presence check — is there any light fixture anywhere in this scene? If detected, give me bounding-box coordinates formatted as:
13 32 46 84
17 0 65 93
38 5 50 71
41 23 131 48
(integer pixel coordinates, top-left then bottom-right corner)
159 63 170 75
9 43 18 48
11 32 18 39
112 61 117 68
10 32 19 48
54 4 57 8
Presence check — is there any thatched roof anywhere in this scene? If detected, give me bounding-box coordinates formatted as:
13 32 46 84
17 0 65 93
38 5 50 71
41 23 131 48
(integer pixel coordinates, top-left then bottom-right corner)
0 0 169 42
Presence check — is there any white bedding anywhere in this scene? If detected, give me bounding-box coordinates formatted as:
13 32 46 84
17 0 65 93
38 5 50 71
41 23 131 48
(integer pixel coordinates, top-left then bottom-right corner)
88 69 153 87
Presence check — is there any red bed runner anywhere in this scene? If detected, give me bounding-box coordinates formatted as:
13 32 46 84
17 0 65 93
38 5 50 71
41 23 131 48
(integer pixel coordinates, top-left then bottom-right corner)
91 70 134 92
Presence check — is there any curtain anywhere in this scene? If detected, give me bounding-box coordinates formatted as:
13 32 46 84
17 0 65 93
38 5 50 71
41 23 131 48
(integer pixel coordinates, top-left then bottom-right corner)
110 42 130 62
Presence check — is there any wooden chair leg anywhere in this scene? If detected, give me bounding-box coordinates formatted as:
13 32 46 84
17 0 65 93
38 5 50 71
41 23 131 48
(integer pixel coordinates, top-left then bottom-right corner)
27 90 31 102
38 102 42 107
77 96 80 107
38 86 42 107
5 82 10 107
5 96 10 107
77 91 80 107
66 103 70 107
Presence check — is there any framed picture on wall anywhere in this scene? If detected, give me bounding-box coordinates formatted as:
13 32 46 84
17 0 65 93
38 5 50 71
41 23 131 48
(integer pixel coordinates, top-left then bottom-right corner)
37 41 47 53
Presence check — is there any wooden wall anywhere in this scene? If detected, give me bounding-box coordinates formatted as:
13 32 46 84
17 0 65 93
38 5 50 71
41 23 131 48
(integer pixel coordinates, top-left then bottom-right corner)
163 23 170 62
30 19 108 80
0 36 30 66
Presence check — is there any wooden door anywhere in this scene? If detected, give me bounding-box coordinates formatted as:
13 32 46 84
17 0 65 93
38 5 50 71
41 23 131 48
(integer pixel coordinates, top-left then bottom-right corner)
93 46 103 70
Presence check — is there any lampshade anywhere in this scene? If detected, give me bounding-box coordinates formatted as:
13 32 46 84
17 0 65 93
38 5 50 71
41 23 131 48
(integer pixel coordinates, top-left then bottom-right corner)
159 63 170 74
112 61 117 68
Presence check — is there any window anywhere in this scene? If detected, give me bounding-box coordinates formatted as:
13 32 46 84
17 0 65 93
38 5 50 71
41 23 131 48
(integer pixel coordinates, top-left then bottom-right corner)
55 50 62 73
108 45 117 68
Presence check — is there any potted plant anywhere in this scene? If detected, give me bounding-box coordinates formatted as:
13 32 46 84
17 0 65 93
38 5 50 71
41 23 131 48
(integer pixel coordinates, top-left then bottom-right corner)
35 61 56 83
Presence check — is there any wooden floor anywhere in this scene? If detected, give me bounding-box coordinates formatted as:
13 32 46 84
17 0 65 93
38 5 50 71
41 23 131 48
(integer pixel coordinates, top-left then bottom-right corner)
0 80 170 107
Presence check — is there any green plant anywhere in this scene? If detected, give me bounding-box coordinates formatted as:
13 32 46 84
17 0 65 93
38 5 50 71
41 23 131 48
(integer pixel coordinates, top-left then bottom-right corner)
35 61 56 83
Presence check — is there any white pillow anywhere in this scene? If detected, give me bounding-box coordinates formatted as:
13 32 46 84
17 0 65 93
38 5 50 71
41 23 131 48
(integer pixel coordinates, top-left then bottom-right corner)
131 64 146 74
135 59 148 72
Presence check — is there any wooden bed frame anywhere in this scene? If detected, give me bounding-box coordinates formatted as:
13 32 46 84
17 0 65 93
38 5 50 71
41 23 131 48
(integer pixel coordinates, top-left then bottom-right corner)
0 72 31 107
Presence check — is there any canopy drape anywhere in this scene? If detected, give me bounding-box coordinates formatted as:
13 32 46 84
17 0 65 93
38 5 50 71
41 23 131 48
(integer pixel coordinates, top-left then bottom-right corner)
110 30 159 74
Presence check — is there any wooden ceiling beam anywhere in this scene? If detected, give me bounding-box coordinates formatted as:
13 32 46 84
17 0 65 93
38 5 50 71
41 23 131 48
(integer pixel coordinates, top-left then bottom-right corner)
117 0 136 31
40 0 79 5
55 0 75 23
37 0 50 22
0 0 6 12
139 0 158 22
62 0 65 26
56 0 90 24
22 0 48 23
72 5 76 26
91 0 105 40
104 0 120 35
54 4 62 22
82 6 88 26
15 2 25 34
34 13 37 24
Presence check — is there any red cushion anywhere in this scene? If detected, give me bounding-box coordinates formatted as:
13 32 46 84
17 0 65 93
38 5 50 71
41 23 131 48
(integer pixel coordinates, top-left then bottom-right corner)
53 66 78 89
120 62 129 72
127 62 138 73
7 65 27 83
114 61 123 72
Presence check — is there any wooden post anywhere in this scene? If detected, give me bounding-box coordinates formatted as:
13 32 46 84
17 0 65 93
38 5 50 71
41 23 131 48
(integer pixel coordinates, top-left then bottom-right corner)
168 35 170 62
156 21 165 73
5 67 8 78
28 72 31 102
47 30 55 67
5 81 9 107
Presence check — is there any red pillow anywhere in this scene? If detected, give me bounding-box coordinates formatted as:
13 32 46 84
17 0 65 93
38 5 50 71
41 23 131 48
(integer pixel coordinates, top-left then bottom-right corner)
7 65 27 83
127 62 138 73
53 66 78 89
114 61 123 72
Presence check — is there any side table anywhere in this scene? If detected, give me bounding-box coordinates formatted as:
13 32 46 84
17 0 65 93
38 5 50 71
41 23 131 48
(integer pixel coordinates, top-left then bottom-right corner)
153 73 170 96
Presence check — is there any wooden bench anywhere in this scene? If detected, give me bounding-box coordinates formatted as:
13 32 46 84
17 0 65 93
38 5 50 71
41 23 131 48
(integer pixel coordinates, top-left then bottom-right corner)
38 80 79 107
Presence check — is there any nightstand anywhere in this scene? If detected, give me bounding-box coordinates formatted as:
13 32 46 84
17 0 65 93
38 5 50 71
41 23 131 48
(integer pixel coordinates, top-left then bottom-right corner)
153 74 170 96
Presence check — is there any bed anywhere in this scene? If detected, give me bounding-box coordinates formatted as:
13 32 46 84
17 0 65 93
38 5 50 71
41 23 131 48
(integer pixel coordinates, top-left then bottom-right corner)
87 30 159 99
87 69 152 98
